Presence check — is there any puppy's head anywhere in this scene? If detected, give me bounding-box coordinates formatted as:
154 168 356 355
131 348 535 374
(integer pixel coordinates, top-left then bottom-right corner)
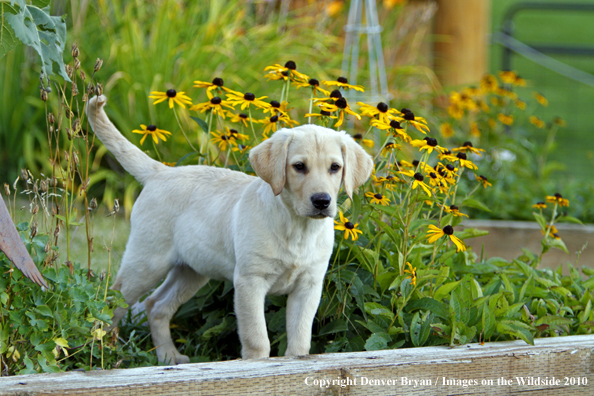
249 125 373 219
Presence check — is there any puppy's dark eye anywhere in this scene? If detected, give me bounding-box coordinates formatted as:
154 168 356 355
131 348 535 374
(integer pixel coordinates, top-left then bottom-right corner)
293 162 306 172
330 163 341 172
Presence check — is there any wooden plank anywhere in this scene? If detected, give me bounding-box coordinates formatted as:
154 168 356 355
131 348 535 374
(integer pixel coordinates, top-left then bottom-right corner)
434 0 490 86
1 335 593 395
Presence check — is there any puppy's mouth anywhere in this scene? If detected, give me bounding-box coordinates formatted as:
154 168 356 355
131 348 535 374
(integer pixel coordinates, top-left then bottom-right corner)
307 210 333 219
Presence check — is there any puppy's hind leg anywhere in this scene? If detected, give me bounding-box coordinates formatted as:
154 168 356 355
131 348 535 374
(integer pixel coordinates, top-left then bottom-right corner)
144 264 209 365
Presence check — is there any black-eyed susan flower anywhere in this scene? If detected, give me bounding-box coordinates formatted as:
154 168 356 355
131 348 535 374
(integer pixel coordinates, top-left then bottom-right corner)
190 96 235 118
210 129 238 151
452 141 485 156
546 193 569 207
371 119 411 142
304 109 337 120
372 174 401 190
400 108 429 134
357 102 400 124
149 89 193 109
480 74 499 93
132 124 172 145
263 100 290 117
412 172 432 196
264 61 309 82
320 97 361 127
162 162 177 167
529 116 545 129
313 89 343 105
410 137 446 154
227 127 249 142
447 103 464 120
404 262 417 286
193 77 234 98
426 171 445 188
353 133 374 148
533 92 548 107
476 175 492 188
380 141 401 157
322 76 365 92
232 144 251 153
515 100 527 110
532 202 547 209
445 204 469 218
455 152 478 170
334 211 363 241
294 78 330 97
259 114 299 136
542 224 561 239
440 123 454 138
365 191 391 206
229 112 250 127
499 71 526 86
226 91 270 111
426 224 466 252
437 150 459 163
498 113 514 126
553 117 566 127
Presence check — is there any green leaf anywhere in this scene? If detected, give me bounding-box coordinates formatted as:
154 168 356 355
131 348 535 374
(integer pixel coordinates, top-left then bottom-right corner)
548 237 569 254
455 228 489 240
410 312 422 346
175 151 202 166
364 332 391 351
0 1 20 60
405 297 449 320
364 302 394 320
36 305 53 318
202 317 229 341
532 212 547 231
556 216 583 225
433 280 461 301
482 303 496 338
497 320 534 345
534 315 573 327
5 3 69 81
461 197 491 212
319 319 349 335
190 116 209 133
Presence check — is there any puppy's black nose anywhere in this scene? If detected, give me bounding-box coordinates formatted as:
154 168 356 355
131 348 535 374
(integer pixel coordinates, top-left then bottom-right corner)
311 193 331 210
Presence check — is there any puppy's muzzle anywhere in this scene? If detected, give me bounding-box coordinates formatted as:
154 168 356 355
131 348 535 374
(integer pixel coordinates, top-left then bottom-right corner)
311 193 331 210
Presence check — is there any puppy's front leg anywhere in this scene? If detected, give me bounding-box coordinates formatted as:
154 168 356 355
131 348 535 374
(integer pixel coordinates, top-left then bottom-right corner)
234 275 271 359
284 278 324 356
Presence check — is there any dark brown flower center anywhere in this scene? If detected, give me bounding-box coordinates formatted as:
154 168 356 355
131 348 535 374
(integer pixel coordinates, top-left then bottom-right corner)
147 125 157 131
479 175 488 181
239 113 248 119
270 100 280 108
353 133 362 140
320 110 332 116
337 76 348 84
463 141 473 147
335 98 348 109
374 193 383 200
308 78 319 86
345 222 355 229
554 193 563 199
446 164 455 171
244 92 255 101
414 173 424 181
229 129 238 135
376 102 388 113
212 77 224 86
401 108 412 114
457 153 467 160
270 115 279 123
429 172 437 179
210 97 222 105
424 137 437 147
450 205 459 211
166 89 177 98
330 90 343 99
285 60 297 70
443 225 454 235
412 160 419 167
390 120 402 129
403 112 415 121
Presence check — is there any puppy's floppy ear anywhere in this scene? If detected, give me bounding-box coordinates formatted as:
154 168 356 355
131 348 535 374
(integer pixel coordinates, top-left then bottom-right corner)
341 134 374 199
249 129 294 196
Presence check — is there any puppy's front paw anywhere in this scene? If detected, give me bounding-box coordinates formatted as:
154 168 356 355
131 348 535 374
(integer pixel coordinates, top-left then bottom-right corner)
88 94 107 109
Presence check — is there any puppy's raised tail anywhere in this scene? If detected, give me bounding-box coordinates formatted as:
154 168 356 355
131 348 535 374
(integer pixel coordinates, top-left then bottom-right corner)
86 95 165 185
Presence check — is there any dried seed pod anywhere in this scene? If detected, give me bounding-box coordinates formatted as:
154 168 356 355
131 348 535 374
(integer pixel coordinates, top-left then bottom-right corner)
54 226 60 238
40 179 48 192
32 204 39 215
80 70 86 81
73 58 81 70
49 177 57 187
48 113 55 124
72 118 80 132
73 151 80 166
44 241 51 254
113 198 120 213
40 89 48 101
96 83 103 96
82 93 88 102
30 222 37 238
20 168 29 181
3 183 9 196
100 270 106 281
94 58 103 72
87 82 95 95
65 65 73 79
72 82 79 96
89 198 98 210
64 151 70 162
71 43 79 58
33 180 38 194
66 128 72 140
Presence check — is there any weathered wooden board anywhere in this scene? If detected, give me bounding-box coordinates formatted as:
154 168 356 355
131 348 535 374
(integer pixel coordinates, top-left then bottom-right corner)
1 335 592 395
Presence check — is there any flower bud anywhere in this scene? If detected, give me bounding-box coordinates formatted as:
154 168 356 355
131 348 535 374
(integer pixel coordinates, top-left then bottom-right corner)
71 43 79 58
30 222 37 238
32 204 39 215
72 82 79 96
94 58 103 72
89 198 98 210
80 70 86 81
40 179 48 192
96 83 103 96
40 89 48 101
48 113 55 125
3 183 10 196
66 65 74 79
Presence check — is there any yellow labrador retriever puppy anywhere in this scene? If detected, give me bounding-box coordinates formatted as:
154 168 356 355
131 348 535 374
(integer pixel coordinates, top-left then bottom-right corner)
86 95 373 364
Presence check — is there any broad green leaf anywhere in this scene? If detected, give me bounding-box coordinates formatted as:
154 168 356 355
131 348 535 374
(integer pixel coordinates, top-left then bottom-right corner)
556 216 583 225
534 315 573 327
455 228 489 240
319 319 349 335
410 312 421 346
190 116 209 133
434 280 461 301
497 321 534 345
461 197 491 212
0 2 19 59
364 332 391 351
532 212 547 231
364 302 394 320
406 297 449 320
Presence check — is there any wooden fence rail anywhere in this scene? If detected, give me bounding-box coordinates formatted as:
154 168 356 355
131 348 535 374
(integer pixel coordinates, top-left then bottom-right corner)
0 335 593 395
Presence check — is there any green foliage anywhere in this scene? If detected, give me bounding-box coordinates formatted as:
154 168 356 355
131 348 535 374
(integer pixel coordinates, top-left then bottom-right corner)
1 0 69 82
0 224 151 375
